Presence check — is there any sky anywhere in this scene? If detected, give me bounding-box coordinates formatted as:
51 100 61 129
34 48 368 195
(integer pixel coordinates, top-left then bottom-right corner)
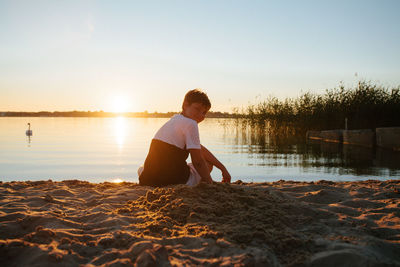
1 0 399 113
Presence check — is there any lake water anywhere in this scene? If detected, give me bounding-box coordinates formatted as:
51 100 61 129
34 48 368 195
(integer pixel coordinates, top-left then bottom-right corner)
1 117 400 183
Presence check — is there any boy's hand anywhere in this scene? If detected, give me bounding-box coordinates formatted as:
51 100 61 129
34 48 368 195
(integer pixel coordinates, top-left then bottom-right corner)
221 169 231 183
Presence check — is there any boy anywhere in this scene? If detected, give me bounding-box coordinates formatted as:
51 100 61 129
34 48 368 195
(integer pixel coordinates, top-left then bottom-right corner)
138 89 231 187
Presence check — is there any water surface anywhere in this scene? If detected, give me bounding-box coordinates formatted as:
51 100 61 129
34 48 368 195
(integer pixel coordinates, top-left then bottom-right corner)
1 117 399 182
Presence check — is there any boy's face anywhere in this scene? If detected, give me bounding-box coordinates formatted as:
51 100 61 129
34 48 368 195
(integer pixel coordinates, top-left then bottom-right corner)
183 102 209 123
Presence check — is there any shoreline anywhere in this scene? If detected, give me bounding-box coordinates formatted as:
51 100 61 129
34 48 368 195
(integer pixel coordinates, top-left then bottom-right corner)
0 179 399 266
0 111 240 119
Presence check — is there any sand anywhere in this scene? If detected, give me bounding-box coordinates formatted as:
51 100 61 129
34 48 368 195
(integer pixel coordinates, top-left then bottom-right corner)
0 179 399 266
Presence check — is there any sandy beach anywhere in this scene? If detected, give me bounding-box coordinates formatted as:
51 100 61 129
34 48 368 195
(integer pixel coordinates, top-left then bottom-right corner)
0 179 399 266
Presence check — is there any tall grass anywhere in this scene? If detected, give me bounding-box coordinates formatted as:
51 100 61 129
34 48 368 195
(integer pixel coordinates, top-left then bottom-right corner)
245 81 400 135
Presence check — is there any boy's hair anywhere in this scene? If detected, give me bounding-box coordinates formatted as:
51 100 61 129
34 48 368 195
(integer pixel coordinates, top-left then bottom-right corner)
182 89 211 110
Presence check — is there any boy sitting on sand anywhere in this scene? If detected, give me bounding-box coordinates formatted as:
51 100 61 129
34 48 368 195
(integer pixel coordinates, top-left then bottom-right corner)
138 89 231 187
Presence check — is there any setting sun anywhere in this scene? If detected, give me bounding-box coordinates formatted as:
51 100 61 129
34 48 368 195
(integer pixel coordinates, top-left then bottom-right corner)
110 95 131 113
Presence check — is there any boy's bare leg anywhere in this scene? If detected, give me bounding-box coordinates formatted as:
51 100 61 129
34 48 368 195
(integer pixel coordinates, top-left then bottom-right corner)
201 145 231 183
206 161 213 172
199 161 213 183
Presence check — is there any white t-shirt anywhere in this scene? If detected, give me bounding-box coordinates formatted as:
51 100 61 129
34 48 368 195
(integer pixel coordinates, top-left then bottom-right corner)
154 114 201 150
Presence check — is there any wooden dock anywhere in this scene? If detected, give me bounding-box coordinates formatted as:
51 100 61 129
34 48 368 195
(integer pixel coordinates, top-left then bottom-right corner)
307 127 400 151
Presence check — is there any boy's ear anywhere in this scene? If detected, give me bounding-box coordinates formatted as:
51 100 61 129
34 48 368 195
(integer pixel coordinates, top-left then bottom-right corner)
182 101 189 110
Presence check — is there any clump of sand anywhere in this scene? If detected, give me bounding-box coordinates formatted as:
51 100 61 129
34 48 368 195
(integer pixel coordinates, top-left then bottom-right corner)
0 179 399 266
119 183 310 265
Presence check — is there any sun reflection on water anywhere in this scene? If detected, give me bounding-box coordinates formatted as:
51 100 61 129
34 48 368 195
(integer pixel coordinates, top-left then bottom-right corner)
111 178 124 183
113 116 128 149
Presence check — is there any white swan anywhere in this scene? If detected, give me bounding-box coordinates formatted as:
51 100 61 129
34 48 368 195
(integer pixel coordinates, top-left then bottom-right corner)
26 123 32 136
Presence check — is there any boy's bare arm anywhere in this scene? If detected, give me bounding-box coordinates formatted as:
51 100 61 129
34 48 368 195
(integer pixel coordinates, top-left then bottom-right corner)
201 145 231 183
189 149 213 184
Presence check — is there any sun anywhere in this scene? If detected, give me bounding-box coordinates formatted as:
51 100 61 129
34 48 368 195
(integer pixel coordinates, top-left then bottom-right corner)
110 95 131 113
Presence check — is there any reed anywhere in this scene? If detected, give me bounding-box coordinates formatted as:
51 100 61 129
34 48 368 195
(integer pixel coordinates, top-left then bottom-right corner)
244 81 400 133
